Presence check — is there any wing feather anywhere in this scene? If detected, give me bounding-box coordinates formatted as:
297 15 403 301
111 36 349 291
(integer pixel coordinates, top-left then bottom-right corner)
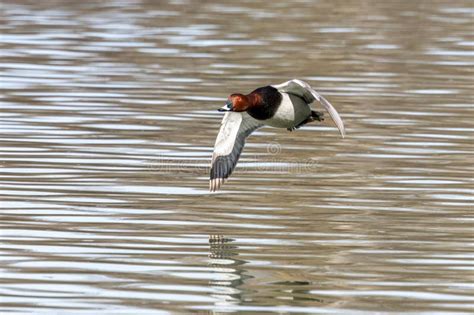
210 111 262 192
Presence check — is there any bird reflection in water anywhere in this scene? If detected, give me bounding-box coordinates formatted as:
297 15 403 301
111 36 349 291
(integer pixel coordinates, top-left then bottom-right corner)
208 235 250 307
208 235 325 307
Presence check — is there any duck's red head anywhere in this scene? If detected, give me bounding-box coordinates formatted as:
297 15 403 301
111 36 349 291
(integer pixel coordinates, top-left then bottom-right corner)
218 93 261 112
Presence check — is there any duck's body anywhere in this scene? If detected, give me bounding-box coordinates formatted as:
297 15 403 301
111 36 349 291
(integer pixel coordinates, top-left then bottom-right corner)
210 79 345 192
247 86 312 129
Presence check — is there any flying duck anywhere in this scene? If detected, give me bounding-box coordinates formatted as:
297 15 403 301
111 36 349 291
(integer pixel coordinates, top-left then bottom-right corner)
210 79 345 192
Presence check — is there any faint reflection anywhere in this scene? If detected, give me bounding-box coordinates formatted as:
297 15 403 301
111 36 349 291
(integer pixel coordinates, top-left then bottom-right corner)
207 236 325 308
272 281 324 303
208 235 251 308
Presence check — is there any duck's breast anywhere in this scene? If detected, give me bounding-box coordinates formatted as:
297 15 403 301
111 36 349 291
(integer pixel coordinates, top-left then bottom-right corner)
264 93 311 128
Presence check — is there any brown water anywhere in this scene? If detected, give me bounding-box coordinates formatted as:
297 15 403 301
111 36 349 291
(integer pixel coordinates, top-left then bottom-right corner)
1 1 473 314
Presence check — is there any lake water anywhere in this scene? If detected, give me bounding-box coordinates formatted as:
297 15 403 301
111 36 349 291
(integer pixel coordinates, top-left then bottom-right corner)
1 0 473 314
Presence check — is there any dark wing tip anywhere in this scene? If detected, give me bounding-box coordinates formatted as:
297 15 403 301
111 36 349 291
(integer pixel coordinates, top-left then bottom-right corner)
209 177 225 192
209 155 234 192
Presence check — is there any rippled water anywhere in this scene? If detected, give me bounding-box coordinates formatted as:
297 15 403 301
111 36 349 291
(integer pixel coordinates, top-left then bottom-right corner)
1 0 473 314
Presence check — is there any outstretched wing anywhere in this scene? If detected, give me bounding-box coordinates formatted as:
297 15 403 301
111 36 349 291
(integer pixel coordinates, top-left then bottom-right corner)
210 111 263 192
272 79 345 138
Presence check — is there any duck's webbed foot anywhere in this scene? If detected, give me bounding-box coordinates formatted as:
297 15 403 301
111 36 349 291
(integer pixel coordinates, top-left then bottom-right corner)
311 110 324 122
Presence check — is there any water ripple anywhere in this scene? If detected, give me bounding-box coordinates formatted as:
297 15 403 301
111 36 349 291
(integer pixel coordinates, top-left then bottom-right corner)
1 0 473 314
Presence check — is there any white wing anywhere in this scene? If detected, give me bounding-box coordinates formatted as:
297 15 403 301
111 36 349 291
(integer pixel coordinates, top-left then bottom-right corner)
210 111 263 192
272 79 345 138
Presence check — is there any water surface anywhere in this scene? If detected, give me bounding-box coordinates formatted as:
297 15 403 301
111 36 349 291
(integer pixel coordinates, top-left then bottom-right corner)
1 0 473 314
